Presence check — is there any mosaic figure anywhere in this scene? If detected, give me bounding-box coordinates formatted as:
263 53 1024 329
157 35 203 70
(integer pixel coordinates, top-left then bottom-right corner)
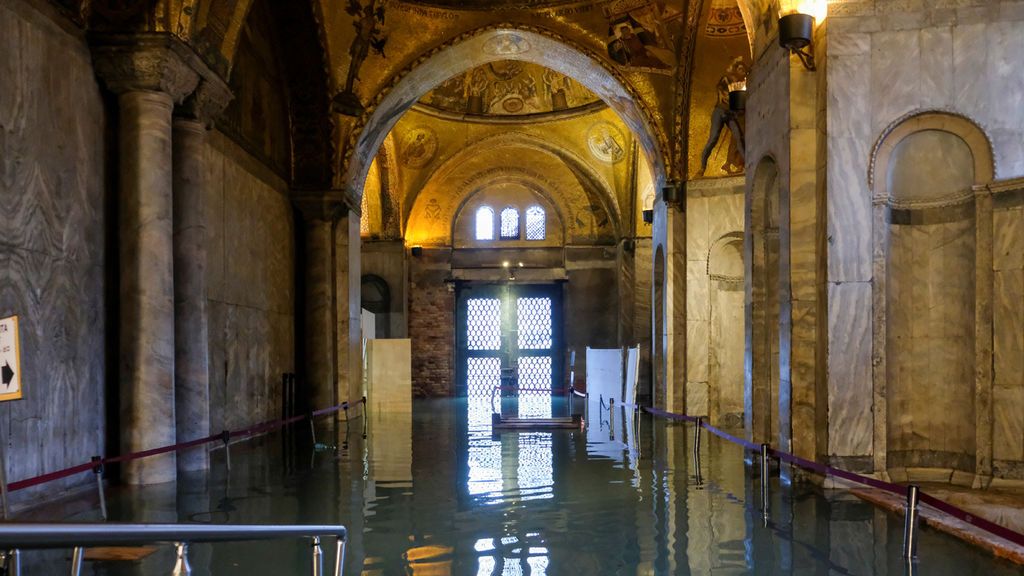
699 56 747 175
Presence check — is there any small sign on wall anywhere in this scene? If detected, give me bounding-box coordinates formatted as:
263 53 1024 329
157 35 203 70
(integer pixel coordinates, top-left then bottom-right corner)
0 316 23 402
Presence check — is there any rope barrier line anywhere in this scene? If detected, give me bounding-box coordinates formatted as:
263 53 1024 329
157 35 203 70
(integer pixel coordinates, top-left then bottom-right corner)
640 405 1024 550
6 398 367 494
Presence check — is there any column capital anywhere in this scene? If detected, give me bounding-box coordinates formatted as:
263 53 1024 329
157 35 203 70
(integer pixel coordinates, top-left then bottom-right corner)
293 190 361 222
91 33 202 102
177 76 233 128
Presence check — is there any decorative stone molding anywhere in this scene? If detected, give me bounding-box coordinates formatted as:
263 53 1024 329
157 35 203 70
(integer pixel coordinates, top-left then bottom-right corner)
177 76 233 128
869 109 996 203
293 191 357 223
91 33 202 102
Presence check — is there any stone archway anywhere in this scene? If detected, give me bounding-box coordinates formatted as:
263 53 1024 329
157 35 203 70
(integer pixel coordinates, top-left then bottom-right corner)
343 26 668 199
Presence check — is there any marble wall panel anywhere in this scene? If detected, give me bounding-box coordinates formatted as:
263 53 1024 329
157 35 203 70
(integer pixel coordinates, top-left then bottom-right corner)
827 282 873 458
869 31 922 135
205 132 295 433
687 320 708 384
995 189 1022 287
993 385 1024 462
0 0 107 505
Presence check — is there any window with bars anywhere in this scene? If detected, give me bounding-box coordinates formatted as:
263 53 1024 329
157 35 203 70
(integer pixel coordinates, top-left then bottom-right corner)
475 206 495 240
525 206 545 240
500 207 520 240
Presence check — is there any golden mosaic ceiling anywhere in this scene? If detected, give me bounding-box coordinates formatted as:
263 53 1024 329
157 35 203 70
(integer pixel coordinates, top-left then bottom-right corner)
393 0 585 9
418 61 603 118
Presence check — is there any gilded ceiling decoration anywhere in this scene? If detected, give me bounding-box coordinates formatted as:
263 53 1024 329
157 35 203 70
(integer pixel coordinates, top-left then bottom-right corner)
586 121 627 163
419 61 602 118
394 0 585 10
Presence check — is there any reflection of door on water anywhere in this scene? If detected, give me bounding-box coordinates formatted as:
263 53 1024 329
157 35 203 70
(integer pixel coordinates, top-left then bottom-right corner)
456 283 563 420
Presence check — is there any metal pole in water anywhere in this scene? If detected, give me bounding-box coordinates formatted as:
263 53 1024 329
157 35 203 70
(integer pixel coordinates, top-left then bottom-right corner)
221 431 231 472
311 536 324 576
10 550 20 576
902 484 920 560
171 543 192 576
309 413 318 447
91 456 107 521
692 417 703 486
70 547 84 576
333 537 346 576
760 443 770 521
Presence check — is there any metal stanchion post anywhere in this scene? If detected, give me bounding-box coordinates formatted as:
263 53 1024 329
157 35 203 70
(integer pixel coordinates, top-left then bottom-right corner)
333 536 346 576
69 547 84 576
902 484 920 560
311 536 324 576
171 543 192 576
361 398 368 439
760 443 770 522
692 417 703 486
91 456 107 521
309 412 318 446
221 431 231 472
3 550 22 576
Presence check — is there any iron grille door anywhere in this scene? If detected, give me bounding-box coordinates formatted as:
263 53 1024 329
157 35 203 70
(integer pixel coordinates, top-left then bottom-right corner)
455 283 563 413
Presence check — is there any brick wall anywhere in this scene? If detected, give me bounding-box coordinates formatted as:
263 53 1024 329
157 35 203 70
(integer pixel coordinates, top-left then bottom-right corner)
408 257 454 397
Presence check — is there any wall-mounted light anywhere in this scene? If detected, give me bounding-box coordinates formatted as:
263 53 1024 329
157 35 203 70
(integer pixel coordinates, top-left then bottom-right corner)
410 245 423 257
642 209 654 224
661 183 681 208
728 80 747 112
778 1 823 71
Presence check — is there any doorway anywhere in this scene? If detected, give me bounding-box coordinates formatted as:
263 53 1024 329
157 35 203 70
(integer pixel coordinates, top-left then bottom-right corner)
455 283 564 419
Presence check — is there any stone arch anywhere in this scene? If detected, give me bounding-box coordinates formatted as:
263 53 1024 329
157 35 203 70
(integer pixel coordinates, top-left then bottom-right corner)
746 155 781 444
343 25 668 199
652 244 667 408
199 0 334 189
870 111 994 485
708 233 745 426
361 274 391 338
449 182 568 248
402 130 622 239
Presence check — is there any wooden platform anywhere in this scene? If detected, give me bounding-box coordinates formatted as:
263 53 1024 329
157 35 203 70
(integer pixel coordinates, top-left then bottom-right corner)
491 413 583 431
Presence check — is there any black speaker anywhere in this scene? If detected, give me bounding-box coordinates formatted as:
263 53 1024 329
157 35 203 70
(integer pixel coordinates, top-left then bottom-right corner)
410 245 423 257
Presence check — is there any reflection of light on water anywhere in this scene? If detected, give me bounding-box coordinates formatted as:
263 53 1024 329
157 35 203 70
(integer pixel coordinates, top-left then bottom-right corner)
472 537 550 576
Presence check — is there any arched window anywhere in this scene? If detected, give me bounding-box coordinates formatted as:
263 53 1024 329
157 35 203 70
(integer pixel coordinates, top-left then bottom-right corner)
525 205 545 240
500 207 520 240
475 206 494 240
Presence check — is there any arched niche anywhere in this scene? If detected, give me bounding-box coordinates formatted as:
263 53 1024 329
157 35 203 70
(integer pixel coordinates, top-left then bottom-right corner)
747 156 781 444
344 27 667 199
871 111 994 484
709 233 745 426
360 274 391 338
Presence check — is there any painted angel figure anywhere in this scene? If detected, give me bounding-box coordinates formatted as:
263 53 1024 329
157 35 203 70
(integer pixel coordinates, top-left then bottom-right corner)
343 0 387 92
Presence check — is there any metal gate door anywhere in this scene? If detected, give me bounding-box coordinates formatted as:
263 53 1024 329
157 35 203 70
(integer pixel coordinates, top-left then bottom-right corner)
456 283 563 418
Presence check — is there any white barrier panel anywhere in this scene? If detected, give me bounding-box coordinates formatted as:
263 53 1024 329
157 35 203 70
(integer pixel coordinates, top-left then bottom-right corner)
624 346 640 406
366 339 411 484
585 347 624 404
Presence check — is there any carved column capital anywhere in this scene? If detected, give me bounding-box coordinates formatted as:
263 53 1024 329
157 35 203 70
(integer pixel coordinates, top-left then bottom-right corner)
177 76 233 128
91 33 201 102
293 191 353 224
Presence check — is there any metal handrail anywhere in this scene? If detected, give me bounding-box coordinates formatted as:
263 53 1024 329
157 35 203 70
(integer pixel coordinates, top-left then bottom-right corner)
0 523 346 576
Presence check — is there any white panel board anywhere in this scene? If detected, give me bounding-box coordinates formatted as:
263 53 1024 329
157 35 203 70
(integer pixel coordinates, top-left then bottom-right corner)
585 347 624 404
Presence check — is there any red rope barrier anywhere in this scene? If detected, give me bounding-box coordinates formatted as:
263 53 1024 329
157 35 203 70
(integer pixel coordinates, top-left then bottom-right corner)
641 405 1024 551
6 397 366 493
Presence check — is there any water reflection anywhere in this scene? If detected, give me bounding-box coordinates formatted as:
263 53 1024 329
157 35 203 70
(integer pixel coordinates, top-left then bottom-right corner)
74 399 1022 576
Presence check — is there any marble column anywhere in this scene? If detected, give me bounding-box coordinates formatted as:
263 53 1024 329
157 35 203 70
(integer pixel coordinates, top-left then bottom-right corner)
93 36 200 484
172 78 231 472
295 195 344 413
664 203 687 414
335 208 363 405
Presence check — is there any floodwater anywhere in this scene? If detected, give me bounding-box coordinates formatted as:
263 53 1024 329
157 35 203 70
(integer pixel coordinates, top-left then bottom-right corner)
38 399 1024 575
